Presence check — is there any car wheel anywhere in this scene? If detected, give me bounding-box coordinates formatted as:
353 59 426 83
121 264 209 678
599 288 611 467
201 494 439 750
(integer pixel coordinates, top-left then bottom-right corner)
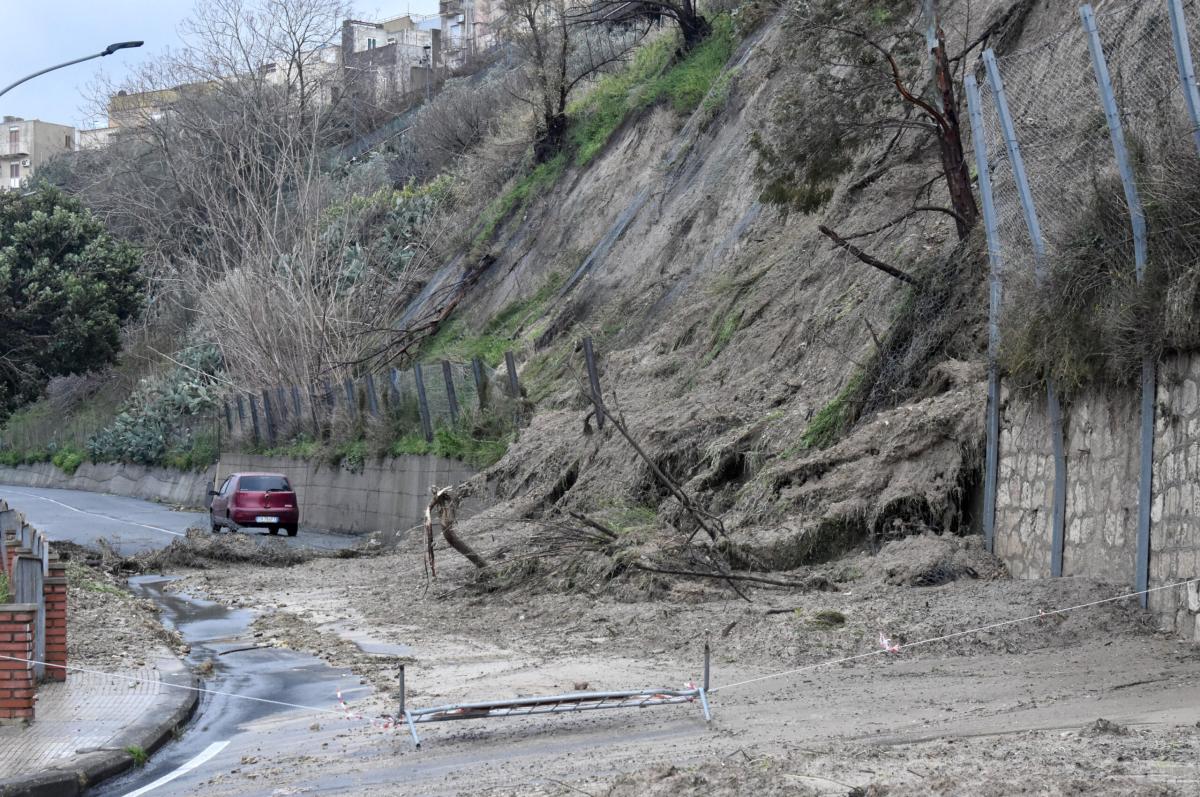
285 525 298 537
210 512 221 533
267 526 279 535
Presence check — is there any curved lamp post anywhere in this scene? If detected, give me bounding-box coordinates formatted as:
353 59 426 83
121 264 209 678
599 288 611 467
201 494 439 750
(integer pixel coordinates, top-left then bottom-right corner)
0 41 144 99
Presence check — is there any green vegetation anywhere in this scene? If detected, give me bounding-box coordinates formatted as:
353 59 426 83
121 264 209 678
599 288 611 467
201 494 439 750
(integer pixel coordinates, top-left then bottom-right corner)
809 609 847 629
568 15 738 167
798 372 865 451
0 572 8 603
472 154 567 253
706 307 745 363
0 184 144 422
51 446 86 476
420 271 566 367
125 746 148 767
86 345 223 469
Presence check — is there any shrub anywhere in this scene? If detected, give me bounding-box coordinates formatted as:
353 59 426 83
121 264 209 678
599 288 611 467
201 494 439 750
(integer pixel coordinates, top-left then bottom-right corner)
51 447 86 476
87 345 223 468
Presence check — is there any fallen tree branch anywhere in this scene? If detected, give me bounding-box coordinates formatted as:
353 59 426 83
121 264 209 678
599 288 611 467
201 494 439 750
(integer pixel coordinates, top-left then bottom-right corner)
425 485 489 576
818 225 922 287
634 563 837 591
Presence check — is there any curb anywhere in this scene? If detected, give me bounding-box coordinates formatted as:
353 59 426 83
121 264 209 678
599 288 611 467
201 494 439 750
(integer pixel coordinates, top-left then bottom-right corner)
0 658 200 797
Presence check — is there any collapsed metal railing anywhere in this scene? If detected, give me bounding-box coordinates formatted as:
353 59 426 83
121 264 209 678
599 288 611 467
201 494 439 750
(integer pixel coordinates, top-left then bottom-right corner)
399 644 713 747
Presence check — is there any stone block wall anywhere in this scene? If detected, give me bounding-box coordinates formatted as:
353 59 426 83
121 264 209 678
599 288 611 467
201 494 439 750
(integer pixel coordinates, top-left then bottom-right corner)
0 604 37 723
994 352 1200 638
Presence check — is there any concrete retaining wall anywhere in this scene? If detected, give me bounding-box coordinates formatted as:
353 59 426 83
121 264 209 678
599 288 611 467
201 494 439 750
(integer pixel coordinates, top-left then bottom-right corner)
0 462 215 508
995 351 1200 640
215 453 478 534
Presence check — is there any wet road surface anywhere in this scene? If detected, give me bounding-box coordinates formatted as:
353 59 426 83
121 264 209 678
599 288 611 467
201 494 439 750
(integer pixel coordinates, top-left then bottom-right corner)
91 577 367 797
0 485 355 555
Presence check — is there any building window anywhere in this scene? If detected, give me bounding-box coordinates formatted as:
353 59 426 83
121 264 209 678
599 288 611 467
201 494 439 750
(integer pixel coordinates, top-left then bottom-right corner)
367 37 377 49
8 129 18 150
10 163 19 179
65 134 73 149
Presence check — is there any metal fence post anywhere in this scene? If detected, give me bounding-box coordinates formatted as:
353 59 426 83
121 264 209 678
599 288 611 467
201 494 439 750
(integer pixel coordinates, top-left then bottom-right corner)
1082 5 1156 607
236 395 246 437
504 351 521 428
471 357 485 409
248 394 261 444
442 361 460 425
261 390 276 446
984 49 1068 578
582 337 606 430
365 373 379 417
413 363 434 442
965 74 1003 554
276 386 289 426
344 378 358 421
1168 0 1200 155
292 385 302 420
224 401 233 434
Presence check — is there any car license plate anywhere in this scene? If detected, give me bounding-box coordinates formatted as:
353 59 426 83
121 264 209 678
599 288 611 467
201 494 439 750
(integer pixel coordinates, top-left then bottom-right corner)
256 515 280 523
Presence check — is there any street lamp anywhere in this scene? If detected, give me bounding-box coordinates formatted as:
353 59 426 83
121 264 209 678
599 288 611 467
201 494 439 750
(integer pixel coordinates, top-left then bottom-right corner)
0 41 144 99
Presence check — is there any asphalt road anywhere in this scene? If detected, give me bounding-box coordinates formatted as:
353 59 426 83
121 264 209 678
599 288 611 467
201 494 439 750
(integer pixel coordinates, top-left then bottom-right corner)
0 485 355 556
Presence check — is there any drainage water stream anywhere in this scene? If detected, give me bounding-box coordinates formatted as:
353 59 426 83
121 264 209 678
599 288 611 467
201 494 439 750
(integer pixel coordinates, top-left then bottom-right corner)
91 576 367 797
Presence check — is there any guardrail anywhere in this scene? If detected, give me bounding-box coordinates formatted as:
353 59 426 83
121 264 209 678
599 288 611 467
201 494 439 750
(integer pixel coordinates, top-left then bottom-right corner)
398 644 712 747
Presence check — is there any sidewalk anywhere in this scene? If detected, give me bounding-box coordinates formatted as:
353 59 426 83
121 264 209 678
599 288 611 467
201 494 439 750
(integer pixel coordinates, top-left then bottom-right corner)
0 655 197 797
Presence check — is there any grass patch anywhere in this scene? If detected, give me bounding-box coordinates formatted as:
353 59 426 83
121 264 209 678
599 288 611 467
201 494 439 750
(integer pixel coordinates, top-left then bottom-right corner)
472 154 567 254
809 609 847 629
420 271 566 367
567 15 738 167
798 372 865 451
125 745 148 767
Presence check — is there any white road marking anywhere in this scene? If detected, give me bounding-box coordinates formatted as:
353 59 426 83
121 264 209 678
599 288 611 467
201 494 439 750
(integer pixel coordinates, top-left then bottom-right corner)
0 489 185 536
121 740 231 797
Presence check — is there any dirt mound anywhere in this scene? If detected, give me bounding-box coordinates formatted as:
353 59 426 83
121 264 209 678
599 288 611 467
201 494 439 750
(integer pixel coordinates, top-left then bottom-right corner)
858 534 1008 588
138 528 323 570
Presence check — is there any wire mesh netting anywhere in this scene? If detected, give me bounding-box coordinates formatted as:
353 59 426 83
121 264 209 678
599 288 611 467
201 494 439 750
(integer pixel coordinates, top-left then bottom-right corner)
970 0 1200 388
223 358 499 447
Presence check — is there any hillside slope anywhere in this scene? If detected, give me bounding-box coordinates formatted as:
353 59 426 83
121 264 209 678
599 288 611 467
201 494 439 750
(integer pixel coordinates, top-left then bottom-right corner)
430 7 996 575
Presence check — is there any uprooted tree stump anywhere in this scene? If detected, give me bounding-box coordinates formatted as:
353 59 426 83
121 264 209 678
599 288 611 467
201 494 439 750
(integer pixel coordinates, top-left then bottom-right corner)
424 485 489 579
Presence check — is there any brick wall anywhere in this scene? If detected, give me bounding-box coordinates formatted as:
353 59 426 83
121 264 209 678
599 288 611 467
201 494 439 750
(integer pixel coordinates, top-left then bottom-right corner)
0 604 38 723
42 561 66 682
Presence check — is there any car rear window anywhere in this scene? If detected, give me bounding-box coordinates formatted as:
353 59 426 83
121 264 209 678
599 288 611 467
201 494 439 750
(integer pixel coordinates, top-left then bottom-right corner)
239 475 291 491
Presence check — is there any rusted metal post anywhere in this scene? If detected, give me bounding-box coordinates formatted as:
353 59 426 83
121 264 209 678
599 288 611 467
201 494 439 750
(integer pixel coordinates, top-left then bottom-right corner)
248 394 261 444
471 357 485 407
442 361 459 424
398 664 406 717
582 337 605 430
504 351 520 428
365 373 379 417
703 641 710 693
414 363 434 442
344 378 358 420
261 390 276 446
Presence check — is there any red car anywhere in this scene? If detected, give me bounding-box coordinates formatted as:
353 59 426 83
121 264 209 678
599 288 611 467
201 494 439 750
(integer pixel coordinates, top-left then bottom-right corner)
208 472 300 536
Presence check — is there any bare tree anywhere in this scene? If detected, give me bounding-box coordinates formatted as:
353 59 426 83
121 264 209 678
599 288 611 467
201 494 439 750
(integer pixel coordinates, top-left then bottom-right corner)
753 0 980 265
504 0 645 161
572 0 711 53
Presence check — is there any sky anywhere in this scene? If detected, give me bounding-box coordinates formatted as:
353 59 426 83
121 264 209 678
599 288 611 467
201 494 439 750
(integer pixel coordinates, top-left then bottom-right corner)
0 0 438 129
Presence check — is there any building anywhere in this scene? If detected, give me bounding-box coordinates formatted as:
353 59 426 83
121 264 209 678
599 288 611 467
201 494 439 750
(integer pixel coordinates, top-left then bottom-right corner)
440 0 503 64
342 14 442 100
0 117 75 190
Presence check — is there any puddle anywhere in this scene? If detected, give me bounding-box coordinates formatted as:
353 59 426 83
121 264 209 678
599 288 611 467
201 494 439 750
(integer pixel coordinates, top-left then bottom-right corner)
319 619 415 657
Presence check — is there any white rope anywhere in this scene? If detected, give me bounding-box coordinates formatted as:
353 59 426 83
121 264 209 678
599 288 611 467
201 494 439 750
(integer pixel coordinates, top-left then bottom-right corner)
711 577 1197 694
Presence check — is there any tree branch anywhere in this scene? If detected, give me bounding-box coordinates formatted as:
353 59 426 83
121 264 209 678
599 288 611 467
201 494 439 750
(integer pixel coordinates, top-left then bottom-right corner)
818 225 922 287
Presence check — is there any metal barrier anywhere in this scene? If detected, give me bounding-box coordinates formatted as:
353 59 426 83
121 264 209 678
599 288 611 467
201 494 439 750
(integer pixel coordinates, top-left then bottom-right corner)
400 644 713 747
